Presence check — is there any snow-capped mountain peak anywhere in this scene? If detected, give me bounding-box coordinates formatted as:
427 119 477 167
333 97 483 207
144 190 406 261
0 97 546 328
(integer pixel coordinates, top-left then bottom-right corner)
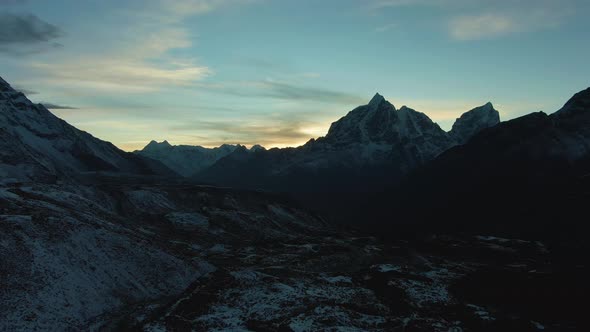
450 102 500 144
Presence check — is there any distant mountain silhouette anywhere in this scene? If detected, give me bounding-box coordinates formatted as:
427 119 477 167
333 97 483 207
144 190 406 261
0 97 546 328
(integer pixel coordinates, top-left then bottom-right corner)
135 141 246 177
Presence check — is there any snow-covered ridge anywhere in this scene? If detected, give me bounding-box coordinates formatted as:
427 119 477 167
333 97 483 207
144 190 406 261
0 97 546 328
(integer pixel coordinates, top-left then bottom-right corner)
0 76 173 183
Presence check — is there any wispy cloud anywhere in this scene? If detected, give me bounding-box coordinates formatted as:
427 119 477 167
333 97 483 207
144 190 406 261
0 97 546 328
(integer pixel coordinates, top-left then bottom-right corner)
25 0 257 93
170 118 322 147
0 13 64 55
449 13 516 40
366 0 575 40
12 85 38 95
157 0 258 17
375 23 398 33
41 102 78 110
203 80 365 105
31 54 212 93
0 0 29 7
370 0 445 9
448 6 568 41
254 81 364 104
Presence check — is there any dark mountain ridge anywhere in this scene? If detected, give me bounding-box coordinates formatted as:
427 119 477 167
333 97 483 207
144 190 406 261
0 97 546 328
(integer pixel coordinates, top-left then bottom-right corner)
363 87 590 241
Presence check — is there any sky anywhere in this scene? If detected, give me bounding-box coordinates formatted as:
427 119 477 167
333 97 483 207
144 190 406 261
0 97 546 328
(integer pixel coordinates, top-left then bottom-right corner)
1 0 589 151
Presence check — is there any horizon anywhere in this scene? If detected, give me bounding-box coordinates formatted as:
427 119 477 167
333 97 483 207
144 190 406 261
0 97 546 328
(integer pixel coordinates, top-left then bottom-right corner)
2 0 589 151
132 92 566 152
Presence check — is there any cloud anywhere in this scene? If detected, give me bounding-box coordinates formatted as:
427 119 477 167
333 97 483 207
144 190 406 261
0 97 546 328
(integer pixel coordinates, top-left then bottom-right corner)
0 13 63 54
28 18 212 92
449 13 516 40
0 0 28 6
256 81 365 104
170 119 314 147
160 0 255 16
366 0 576 40
41 102 78 110
448 6 569 41
12 85 38 95
168 106 333 147
206 80 365 105
24 0 261 93
371 0 441 8
135 0 259 24
31 55 212 93
375 23 398 32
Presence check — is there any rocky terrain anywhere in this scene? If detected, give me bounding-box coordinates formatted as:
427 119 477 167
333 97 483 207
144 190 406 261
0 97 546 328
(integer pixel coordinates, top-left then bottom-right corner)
135 231 583 332
0 181 328 331
3 181 582 331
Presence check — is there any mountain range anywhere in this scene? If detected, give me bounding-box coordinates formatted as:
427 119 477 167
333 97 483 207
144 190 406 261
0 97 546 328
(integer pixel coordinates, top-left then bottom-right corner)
137 93 500 193
132 86 590 240
2 74 590 330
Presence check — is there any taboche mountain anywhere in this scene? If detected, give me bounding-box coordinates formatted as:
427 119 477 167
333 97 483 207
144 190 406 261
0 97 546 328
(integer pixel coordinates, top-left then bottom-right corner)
139 93 500 194
366 87 590 241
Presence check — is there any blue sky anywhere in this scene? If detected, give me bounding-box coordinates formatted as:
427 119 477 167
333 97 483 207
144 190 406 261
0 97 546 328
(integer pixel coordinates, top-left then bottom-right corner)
1 0 589 150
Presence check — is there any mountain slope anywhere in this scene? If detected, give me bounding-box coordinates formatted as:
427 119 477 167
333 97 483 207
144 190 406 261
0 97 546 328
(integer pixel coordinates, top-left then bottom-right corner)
0 182 329 330
0 76 175 184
